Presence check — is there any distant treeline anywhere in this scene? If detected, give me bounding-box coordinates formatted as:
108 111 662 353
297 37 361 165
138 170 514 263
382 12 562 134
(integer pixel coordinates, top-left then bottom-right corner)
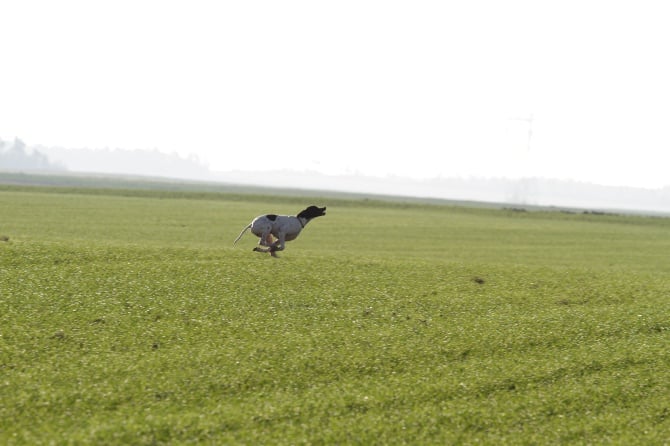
0 137 209 180
0 138 64 171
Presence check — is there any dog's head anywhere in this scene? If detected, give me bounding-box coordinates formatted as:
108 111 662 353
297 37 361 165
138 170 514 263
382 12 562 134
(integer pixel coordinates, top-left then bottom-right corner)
298 205 327 220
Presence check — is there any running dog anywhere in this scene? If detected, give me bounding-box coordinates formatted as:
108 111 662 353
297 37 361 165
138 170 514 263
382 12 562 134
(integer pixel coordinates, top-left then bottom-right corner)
234 205 326 256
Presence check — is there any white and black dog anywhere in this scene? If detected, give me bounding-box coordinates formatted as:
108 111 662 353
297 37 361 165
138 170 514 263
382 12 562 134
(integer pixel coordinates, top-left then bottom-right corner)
234 205 326 256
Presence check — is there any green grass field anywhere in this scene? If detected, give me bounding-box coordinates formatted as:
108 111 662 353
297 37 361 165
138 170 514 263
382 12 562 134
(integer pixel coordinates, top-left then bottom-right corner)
1 185 669 444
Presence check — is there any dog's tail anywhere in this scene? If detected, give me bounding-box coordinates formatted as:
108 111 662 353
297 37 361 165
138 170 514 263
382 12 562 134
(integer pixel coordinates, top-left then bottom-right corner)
233 223 252 246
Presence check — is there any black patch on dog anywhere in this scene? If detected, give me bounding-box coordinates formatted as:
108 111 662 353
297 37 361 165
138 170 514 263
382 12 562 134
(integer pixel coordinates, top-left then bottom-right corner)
297 205 327 220
266 214 278 221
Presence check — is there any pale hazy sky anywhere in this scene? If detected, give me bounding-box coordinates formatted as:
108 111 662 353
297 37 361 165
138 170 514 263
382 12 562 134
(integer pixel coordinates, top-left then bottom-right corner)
2 0 670 188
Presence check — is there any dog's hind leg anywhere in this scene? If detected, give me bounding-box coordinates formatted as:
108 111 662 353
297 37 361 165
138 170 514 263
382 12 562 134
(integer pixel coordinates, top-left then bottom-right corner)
253 232 275 253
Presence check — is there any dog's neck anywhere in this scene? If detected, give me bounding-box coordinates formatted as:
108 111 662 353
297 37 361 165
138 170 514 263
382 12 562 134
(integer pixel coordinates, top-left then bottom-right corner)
298 216 308 228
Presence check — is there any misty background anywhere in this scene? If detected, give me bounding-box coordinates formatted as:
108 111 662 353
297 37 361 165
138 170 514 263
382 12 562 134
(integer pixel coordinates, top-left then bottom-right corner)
2 1 670 213
2 136 669 214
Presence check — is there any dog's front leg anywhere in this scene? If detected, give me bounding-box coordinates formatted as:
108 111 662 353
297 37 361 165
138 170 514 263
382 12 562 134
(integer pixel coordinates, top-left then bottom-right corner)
270 233 284 257
270 233 286 257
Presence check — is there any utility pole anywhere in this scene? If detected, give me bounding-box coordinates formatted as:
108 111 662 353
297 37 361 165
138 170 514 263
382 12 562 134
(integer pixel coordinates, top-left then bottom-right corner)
511 113 534 152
